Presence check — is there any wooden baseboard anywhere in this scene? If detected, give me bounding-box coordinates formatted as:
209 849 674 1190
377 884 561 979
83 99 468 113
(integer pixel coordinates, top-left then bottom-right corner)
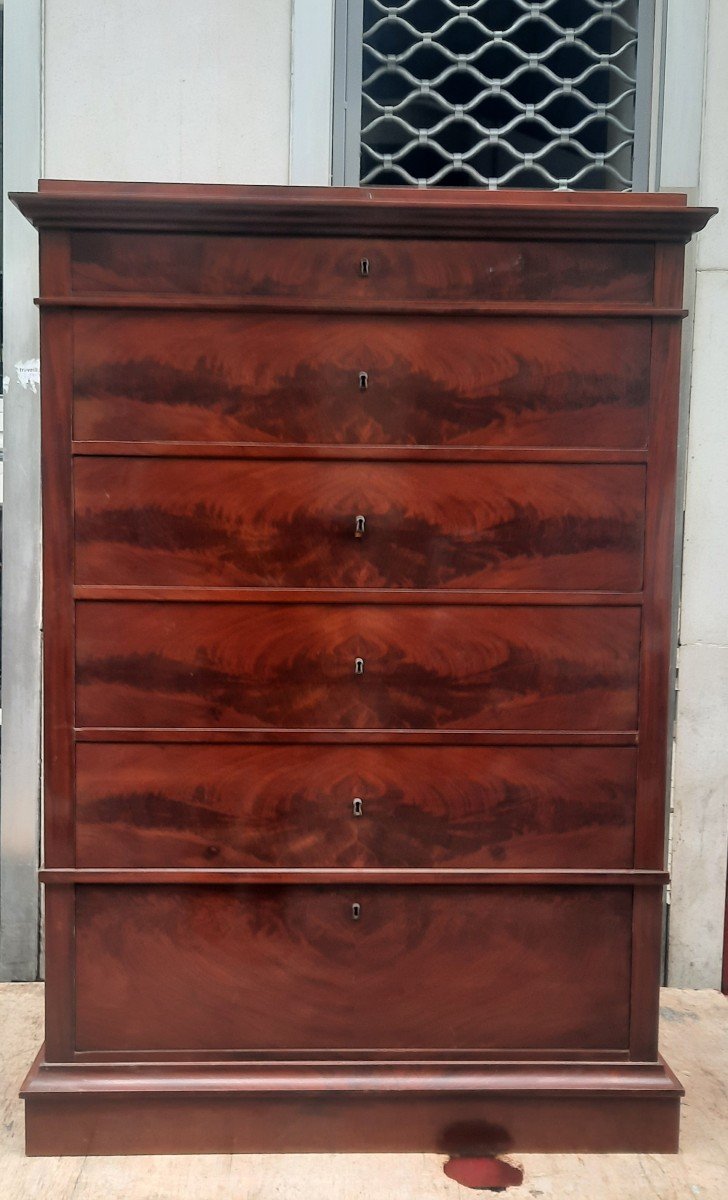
22 1049 683 1156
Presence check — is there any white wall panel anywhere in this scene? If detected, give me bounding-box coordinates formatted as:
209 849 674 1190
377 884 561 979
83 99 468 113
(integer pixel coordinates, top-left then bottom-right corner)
670 644 728 988
680 272 728 647
695 0 728 270
290 0 335 185
43 0 292 184
668 0 728 986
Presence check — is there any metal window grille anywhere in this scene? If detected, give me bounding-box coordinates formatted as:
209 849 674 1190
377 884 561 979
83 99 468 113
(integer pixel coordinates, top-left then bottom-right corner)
333 0 655 190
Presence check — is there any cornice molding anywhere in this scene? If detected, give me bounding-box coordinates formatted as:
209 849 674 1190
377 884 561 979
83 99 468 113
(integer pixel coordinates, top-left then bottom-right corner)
11 181 716 242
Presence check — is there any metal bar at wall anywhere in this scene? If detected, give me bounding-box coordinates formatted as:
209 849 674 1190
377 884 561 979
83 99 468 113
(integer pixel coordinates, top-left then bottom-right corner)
633 0 658 189
289 0 337 186
0 0 43 981
332 0 364 187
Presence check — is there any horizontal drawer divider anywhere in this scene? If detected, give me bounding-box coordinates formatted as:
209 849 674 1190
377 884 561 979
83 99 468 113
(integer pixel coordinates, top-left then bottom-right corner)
73 586 645 606
74 728 639 746
40 868 668 886
70 1047 632 1065
71 442 649 463
38 294 687 318
23 1057 680 1097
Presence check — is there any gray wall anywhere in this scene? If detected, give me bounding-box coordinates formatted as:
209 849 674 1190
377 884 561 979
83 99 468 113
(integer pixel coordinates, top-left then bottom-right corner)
668 0 728 989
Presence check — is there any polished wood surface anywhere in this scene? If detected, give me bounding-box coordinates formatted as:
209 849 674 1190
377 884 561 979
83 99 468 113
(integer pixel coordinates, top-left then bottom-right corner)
75 602 641 730
22 1053 683 1155
16 178 716 242
75 744 637 869
40 869 668 886
72 313 650 448
10 182 712 1155
74 885 632 1051
75 460 646 591
8 987 723 1173
70 232 656 302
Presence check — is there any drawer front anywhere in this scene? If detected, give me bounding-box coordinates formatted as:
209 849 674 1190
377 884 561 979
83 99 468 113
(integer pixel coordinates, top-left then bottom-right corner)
70 231 654 303
74 885 632 1052
75 603 641 731
74 460 646 592
75 744 637 869
73 313 650 449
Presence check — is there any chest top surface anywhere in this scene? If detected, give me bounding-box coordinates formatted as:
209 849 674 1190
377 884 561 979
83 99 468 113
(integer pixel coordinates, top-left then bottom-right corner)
11 179 715 242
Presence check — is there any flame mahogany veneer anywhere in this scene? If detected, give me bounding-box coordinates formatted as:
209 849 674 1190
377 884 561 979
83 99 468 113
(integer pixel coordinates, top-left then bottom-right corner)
12 182 714 1156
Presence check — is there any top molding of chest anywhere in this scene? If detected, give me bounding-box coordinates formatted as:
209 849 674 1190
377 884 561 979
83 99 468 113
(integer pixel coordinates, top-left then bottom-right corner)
11 183 715 319
11 181 715 243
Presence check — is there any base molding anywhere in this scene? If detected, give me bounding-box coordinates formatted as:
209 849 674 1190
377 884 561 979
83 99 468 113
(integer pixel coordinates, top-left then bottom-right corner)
22 1050 683 1156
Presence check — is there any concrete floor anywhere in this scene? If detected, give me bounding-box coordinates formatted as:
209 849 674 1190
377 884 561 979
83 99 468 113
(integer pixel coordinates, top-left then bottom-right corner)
1 985 726 1199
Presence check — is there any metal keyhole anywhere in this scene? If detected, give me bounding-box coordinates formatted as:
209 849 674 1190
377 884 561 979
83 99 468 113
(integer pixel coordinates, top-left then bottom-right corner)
353 798 363 817
355 515 366 539
360 257 370 277
354 657 365 675
352 902 361 920
359 371 369 390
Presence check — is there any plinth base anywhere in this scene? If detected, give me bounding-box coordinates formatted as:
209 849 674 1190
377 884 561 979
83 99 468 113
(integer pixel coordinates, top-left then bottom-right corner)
22 1050 683 1156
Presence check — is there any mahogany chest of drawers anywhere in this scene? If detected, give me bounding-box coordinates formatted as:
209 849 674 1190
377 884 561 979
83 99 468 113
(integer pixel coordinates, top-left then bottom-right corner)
13 182 713 1156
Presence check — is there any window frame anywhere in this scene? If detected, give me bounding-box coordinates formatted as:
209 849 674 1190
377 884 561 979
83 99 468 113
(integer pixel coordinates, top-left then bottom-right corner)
328 0 658 190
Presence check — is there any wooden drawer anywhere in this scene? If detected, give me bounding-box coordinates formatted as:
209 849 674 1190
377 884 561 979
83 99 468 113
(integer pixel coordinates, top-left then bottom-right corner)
74 460 646 592
74 885 632 1052
72 313 650 449
75 744 637 869
70 232 654 303
75 602 641 731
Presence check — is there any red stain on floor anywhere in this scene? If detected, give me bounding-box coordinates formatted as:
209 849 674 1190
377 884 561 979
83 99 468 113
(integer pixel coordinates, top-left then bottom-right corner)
443 1156 524 1191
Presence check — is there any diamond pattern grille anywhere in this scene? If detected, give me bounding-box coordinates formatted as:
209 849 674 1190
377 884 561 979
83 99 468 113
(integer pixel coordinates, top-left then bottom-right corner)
359 0 640 189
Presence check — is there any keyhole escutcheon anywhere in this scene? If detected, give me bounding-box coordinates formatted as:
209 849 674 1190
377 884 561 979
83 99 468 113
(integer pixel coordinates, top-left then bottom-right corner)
359 371 369 390
354 657 365 675
352 902 361 920
354 515 366 539
360 257 370 277
353 797 363 817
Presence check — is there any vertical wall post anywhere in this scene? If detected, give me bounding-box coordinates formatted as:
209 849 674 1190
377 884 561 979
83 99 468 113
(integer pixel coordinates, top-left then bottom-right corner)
290 0 336 186
0 0 43 981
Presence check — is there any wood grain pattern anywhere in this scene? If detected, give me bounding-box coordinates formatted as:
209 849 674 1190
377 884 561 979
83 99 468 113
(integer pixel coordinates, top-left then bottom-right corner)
630 887 665 1061
75 602 641 731
40 236 76 872
44 868 665 886
72 313 650 448
14 182 712 1156
74 460 646 592
72 442 649 464
14 178 716 242
21 1088 683 1158
634 263 685 868
22 1053 683 1154
74 728 640 747
75 744 637 869
73 885 632 1051
73 587 645 607
69 232 655 302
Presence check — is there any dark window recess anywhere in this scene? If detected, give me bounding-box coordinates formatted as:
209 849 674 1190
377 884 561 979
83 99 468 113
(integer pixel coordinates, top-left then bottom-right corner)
357 0 641 189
